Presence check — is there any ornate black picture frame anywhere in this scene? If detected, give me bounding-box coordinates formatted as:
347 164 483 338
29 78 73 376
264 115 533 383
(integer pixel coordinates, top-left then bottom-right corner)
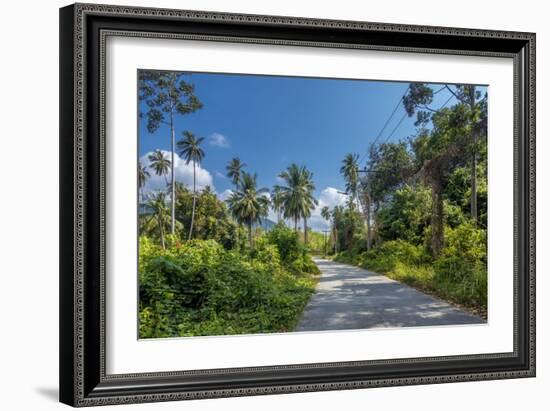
59 3 535 407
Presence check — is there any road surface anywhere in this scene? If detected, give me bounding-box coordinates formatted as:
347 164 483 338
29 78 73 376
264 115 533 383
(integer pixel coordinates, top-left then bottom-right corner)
296 258 484 331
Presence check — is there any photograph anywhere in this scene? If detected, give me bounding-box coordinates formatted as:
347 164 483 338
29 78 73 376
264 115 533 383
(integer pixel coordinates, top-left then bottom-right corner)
137 70 488 339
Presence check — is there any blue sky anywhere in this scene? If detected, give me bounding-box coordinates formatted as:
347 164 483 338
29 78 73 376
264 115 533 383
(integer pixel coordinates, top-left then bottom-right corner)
138 72 486 231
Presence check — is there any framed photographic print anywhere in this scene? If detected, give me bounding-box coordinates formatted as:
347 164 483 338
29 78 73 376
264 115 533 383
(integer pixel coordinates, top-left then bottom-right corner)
59 3 536 407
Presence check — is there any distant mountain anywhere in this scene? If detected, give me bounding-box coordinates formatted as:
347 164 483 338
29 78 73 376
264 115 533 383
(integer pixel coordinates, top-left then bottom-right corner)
252 218 277 231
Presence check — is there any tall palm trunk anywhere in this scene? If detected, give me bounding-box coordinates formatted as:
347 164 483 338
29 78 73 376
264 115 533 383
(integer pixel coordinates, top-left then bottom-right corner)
294 216 298 232
169 109 176 236
157 215 166 250
469 88 478 224
188 161 197 240
303 217 308 245
248 221 253 248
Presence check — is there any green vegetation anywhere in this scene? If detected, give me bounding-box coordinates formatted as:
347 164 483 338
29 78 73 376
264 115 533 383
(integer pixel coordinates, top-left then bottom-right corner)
138 71 322 338
139 225 319 338
138 72 489 338
329 84 488 317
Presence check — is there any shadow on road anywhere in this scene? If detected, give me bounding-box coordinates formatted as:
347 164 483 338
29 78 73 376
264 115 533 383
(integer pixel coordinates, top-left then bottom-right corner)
296 259 485 332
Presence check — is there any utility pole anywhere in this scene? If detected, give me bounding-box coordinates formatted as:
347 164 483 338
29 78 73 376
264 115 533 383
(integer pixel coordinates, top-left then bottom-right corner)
322 229 330 257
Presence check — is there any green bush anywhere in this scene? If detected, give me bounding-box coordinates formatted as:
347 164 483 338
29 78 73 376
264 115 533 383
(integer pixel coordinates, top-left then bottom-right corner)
264 224 320 275
138 236 317 338
433 221 487 307
356 240 428 272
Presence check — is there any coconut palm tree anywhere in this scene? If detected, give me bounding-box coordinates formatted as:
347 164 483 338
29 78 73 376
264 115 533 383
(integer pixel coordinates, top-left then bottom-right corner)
271 186 284 223
148 150 171 186
138 161 150 203
299 168 318 245
276 164 318 244
340 153 359 209
177 131 205 240
226 172 270 248
226 157 247 190
146 191 169 249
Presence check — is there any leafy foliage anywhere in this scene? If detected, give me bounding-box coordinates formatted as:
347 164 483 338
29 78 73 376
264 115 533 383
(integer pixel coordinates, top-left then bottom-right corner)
139 237 318 338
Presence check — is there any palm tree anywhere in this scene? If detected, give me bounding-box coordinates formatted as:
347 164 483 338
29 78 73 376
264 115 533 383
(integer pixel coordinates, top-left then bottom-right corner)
276 164 318 244
271 186 284 223
226 172 270 248
299 168 318 245
340 153 359 209
139 71 203 236
226 157 247 190
177 131 205 240
138 161 150 203
146 192 169 249
148 150 171 186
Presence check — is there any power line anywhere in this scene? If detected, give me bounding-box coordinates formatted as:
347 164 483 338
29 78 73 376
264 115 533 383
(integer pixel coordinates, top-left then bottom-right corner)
380 111 407 146
358 85 410 164
360 88 456 177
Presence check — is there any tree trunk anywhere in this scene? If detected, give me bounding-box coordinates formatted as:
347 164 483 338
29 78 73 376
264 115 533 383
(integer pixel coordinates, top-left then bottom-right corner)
248 221 253 248
188 161 196 240
169 110 176 236
158 216 166 250
469 86 478 224
471 151 477 222
365 190 372 250
430 180 444 257
294 216 298 232
303 217 308 245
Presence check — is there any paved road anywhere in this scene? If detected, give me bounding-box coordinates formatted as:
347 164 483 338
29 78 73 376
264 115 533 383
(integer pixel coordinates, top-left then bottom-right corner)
296 258 484 332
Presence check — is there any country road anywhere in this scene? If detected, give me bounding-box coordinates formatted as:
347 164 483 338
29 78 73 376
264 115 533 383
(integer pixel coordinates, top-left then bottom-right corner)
296 258 484 332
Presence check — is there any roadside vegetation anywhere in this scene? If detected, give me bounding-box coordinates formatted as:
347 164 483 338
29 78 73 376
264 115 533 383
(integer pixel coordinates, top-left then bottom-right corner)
138 71 321 338
138 71 489 338
327 84 488 317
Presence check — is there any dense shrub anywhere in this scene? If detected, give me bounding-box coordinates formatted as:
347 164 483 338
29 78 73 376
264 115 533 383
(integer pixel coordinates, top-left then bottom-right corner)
433 222 487 307
139 236 317 338
264 224 320 275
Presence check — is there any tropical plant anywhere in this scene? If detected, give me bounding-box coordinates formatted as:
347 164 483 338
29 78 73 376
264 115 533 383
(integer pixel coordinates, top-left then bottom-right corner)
340 153 359 209
226 172 270 248
145 192 169 249
138 161 150 203
276 164 318 244
147 149 171 186
138 71 203 235
271 186 284 223
177 130 205 240
225 157 247 190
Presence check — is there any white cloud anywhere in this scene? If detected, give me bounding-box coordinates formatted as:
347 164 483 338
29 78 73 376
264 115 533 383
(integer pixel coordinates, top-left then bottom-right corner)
308 187 348 232
208 132 230 148
140 150 214 196
218 189 233 201
215 171 227 179
318 187 348 208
